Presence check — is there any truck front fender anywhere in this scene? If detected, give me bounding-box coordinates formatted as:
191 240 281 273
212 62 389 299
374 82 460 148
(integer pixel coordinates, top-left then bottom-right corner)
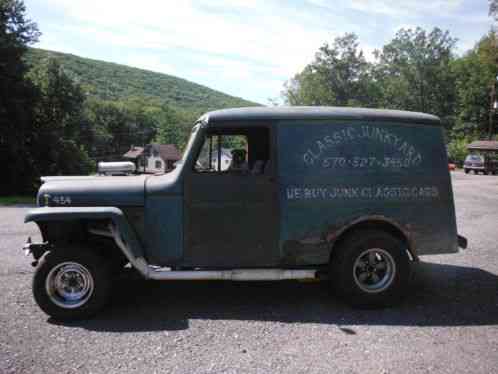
25 207 147 273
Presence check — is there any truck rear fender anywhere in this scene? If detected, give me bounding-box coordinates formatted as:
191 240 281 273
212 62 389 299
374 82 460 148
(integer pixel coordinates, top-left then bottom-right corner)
327 215 416 261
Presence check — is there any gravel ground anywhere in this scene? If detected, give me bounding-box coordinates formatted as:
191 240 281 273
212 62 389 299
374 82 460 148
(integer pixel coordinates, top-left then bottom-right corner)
1 171 497 374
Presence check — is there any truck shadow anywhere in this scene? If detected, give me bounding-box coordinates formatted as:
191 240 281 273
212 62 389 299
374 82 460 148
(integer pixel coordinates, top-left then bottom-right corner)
50 261 498 332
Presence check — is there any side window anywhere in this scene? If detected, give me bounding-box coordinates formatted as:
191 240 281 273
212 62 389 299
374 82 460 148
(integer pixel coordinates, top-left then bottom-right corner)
194 127 270 175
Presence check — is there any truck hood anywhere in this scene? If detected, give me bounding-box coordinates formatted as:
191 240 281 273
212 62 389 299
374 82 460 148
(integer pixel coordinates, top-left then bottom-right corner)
37 175 148 207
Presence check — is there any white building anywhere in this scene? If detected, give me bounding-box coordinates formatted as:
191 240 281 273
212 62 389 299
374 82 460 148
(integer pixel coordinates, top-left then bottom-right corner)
210 148 233 171
197 147 233 171
123 144 182 174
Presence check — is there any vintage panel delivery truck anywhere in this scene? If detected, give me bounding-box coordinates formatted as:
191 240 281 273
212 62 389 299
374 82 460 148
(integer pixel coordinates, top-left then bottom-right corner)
23 107 467 320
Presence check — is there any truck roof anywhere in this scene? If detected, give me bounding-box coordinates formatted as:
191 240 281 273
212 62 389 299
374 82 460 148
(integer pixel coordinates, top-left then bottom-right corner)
203 106 441 126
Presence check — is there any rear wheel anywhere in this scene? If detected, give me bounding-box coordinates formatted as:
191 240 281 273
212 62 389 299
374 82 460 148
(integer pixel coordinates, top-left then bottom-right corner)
330 230 410 308
33 248 112 321
464 169 469 174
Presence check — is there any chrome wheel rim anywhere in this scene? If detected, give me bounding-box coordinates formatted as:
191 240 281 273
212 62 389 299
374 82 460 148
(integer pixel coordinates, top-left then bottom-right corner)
353 248 396 293
46 262 94 309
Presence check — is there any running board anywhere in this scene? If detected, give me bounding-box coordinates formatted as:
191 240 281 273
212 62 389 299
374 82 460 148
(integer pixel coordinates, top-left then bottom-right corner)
147 268 317 281
106 223 317 281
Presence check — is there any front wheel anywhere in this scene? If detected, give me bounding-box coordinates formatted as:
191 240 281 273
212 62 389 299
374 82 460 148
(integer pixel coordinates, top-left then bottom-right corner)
33 249 112 320
330 230 410 308
464 169 469 174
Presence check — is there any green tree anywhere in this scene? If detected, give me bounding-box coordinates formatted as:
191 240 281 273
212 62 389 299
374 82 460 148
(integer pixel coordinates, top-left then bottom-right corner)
452 32 498 137
82 97 185 162
0 0 40 194
28 58 92 175
374 28 457 128
447 134 479 166
155 106 196 150
282 33 380 107
84 98 140 162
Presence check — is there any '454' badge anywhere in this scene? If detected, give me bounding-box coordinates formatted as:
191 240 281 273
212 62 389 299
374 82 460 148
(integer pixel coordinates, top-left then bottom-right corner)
52 195 72 205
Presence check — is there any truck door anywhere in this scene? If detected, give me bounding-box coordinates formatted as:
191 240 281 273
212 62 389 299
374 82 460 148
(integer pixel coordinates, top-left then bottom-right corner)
183 125 279 267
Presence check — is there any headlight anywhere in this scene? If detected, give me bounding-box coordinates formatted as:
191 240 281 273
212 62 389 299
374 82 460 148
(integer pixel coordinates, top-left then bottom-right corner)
37 193 50 207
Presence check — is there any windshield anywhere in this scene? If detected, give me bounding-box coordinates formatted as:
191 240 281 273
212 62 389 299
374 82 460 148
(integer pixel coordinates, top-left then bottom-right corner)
466 154 483 162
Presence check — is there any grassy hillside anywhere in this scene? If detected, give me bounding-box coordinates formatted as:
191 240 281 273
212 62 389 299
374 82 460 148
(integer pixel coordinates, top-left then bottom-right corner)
25 48 258 111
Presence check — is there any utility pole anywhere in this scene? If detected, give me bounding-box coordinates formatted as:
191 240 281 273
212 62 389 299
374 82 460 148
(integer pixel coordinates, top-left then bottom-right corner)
490 80 497 140
142 128 146 174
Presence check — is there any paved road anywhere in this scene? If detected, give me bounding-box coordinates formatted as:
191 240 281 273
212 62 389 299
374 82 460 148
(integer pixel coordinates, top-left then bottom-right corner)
1 172 497 374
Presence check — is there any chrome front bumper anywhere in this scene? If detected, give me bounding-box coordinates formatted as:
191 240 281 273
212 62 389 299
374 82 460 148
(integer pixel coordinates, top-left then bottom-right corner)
22 237 50 266
458 234 468 249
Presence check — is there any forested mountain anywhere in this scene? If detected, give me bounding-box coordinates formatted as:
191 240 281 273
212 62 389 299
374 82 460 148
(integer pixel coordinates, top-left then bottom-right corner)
25 48 257 111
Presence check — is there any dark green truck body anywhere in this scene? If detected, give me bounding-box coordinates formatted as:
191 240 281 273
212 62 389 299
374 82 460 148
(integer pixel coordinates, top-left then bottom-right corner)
31 107 460 269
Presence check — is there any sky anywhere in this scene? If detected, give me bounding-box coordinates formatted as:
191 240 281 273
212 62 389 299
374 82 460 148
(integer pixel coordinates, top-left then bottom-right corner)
26 0 493 104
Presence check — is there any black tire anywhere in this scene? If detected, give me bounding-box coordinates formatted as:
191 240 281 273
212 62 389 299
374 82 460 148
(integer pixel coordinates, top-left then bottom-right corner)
33 248 112 321
474 170 480 175
330 230 410 308
464 169 469 174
